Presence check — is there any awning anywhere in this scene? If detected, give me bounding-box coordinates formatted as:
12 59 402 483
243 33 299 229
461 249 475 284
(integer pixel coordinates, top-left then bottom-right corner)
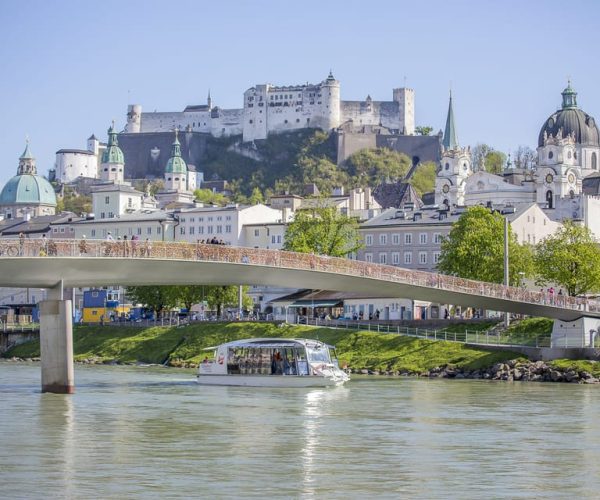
288 300 343 308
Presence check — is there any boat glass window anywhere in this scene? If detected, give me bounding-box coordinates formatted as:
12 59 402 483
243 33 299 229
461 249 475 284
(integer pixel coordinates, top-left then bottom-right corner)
306 346 331 363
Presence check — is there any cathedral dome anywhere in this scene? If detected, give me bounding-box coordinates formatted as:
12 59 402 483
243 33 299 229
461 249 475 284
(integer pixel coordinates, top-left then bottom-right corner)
0 142 57 208
0 174 57 206
538 83 600 147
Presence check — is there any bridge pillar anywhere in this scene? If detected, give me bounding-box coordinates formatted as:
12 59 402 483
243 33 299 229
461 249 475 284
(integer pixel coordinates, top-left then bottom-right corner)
40 282 74 394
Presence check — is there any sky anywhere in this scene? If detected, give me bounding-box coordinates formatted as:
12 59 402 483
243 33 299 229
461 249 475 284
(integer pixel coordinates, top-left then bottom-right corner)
1 0 599 185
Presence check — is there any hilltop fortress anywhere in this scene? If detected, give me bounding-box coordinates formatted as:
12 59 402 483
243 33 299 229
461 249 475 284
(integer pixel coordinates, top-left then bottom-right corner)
125 72 415 143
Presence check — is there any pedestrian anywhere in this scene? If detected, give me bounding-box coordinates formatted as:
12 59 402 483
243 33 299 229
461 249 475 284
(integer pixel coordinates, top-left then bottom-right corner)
18 232 25 256
106 231 114 241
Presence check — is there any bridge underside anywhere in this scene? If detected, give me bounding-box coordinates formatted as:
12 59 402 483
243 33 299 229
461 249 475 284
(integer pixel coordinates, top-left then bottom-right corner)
0 257 594 322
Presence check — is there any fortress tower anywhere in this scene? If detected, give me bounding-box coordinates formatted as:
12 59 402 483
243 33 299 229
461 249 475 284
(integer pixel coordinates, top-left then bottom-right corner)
393 88 415 135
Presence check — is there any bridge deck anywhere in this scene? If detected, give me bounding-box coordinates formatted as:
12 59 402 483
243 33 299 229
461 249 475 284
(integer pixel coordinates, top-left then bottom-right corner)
0 239 596 322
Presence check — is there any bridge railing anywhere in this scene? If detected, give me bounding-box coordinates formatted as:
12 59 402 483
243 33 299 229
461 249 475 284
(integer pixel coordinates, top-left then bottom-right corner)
1 238 598 314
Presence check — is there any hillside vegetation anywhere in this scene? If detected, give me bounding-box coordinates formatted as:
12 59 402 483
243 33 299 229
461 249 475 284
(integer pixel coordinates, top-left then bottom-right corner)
4 322 519 373
198 130 434 200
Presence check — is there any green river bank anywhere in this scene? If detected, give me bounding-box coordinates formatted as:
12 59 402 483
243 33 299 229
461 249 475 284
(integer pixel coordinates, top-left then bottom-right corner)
3 321 600 381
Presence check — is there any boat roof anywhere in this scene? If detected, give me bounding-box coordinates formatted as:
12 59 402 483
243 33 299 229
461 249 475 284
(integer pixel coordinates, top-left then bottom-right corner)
203 338 334 350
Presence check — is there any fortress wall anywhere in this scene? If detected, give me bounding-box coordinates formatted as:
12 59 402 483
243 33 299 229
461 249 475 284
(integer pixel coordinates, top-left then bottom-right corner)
340 101 400 131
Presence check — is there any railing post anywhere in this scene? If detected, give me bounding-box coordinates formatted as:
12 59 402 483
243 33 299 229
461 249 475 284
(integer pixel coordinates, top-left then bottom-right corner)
397 325 400 334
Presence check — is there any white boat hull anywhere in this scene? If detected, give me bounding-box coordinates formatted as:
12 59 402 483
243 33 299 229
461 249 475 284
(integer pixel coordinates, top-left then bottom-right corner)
196 374 345 387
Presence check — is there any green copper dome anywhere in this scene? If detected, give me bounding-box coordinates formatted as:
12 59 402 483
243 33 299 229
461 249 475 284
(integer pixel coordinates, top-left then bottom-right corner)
101 123 125 164
165 131 187 174
0 174 57 206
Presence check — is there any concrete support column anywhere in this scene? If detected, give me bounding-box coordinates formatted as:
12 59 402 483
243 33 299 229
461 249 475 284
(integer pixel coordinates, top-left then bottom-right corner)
40 283 74 393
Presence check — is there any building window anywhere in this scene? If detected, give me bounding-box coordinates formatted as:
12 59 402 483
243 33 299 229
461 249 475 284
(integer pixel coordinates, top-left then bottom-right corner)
392 234 400 245
189 227 195 235
217 216 222 221
271 235 276 244
207 226 213 234
433 252 440 264
101 212 105 219
405 233 412 245
137 228 142 235
419 233 427 244
147 227 152 235
225 225 232 233
105 196 110 204
180 227 185 235
593 152 598 170
198 227 204 234
128 198 133 207
548 151 554 159
379 234 387 245
216 225 222 233
157 227 161 235
91 229 96 237
108 212 114 218
392 252 400 265
433 233 442 244
365 234 373 246
365 253 373 263
419 252 427 264
254 229 260 237
379 253 387 264
404 252 412 264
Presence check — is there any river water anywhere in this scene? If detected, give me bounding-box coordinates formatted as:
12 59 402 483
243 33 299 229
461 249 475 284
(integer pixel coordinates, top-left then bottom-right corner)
0 362 599 499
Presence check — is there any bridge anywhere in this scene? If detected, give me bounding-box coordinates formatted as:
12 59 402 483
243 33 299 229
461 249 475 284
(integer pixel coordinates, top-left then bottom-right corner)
1 238 598 393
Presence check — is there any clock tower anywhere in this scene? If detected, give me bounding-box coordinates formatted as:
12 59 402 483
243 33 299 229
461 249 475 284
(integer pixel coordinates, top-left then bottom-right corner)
435 92 472 208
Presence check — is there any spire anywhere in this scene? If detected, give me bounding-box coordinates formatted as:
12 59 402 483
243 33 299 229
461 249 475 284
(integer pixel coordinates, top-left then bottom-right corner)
20 137 34 160
107 120 119 147
442 90 458 150
207 89 212 109
171 129 181 157
17 138 37 175
561 80 578 109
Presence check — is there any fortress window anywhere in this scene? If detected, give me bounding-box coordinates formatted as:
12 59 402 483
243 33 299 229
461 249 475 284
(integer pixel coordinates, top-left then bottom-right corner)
296 119 300 123
249 119 253 124
104 168 108 172
548 151 554 159
284 120 288 124
111 168 116 172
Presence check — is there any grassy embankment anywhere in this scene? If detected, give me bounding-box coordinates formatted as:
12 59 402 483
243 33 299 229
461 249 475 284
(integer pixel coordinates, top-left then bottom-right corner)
3 322 522 374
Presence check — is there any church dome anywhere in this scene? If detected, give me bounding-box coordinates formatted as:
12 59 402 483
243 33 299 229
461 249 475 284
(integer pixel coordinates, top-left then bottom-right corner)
0 142 57 207
101 123 125 164
165 131 187 174
0 174 57 206
538 83 600 147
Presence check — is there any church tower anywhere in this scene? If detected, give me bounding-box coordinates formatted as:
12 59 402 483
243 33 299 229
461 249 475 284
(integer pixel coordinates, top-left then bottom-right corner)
100 122 125 183
164 129 188 192
435 92 472 208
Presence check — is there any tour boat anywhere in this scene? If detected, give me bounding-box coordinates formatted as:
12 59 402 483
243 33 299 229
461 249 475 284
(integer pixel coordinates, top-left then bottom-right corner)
197 338 350 387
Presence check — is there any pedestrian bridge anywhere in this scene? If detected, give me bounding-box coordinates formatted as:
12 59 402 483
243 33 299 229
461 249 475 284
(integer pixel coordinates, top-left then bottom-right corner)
2 238 599 394
0 239 597 322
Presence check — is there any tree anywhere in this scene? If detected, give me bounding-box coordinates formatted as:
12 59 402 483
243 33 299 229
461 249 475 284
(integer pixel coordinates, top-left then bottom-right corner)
248 187 264 204
513 145 536 170
204 285 252 317
409 162 437 196
535 222 600 296
437 206 532 285
471 143 493 171
126 286 179 318
485 151 507 174
176 286 206 313
283 204 362 257
415 126 433 136
56 187 92 214
193 188 229 206
343 148 411 186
